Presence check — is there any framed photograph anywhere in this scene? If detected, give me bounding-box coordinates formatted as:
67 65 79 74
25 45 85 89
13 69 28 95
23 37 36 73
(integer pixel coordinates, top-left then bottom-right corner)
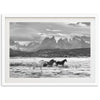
1 14 98 86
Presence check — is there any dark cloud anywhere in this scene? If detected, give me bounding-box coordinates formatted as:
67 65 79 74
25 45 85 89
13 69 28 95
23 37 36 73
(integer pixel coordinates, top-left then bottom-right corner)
81 22 90 26
10 22 90 41
77 22 90 26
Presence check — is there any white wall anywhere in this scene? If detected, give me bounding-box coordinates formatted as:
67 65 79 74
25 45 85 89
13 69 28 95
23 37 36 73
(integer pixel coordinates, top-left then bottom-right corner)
0 0 100 100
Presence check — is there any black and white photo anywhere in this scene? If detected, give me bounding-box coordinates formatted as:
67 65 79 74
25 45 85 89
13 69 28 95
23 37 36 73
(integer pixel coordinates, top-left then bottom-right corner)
2 15 96 85
10 22 91 78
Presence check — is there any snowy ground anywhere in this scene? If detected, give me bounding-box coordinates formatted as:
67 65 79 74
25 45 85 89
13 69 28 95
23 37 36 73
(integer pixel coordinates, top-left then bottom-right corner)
10 57 90 78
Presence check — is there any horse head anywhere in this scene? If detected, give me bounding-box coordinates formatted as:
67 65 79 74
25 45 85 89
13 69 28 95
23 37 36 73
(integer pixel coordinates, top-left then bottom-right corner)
50 59 56 63
47 59 56 66
63 59 67 62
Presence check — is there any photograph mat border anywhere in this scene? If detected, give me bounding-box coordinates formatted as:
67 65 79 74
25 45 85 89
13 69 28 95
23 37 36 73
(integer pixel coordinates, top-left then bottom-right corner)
1 14 98 86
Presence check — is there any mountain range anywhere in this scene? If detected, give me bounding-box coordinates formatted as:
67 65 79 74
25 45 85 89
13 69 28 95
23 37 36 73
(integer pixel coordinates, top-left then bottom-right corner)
10 36 90 52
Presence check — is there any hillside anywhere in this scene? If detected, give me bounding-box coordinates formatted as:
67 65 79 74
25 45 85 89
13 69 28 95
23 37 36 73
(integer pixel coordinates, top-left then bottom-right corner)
10 48 90 57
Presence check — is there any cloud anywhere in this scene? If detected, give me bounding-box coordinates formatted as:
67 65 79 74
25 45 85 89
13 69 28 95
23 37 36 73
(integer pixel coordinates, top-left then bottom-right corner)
10 22 90 41
79 22 90 26
46 29 61 32
10 23 42 41
68 22 90 28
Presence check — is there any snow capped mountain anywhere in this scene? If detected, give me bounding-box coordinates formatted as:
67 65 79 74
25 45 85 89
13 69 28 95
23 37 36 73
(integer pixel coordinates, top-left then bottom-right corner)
38 36 90 50
57 38 67 49
10 40 20 50
15 41 31 46
39 36 57 49
10 36 90 52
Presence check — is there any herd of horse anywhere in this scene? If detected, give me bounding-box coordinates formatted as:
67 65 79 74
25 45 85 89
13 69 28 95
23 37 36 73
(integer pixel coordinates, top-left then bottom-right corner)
41 59 67 67
33 59 67 71
32 59 67 72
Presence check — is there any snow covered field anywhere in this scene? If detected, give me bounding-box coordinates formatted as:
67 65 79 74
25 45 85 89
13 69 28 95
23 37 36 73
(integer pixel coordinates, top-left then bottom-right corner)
10 57 90 78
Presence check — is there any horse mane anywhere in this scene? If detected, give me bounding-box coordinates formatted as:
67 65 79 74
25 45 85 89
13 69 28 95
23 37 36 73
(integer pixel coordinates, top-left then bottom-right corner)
50 59 56 62
63 59 67 61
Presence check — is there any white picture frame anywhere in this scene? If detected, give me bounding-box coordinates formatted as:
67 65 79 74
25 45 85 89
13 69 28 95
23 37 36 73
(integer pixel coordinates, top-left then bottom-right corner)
1 14 98 86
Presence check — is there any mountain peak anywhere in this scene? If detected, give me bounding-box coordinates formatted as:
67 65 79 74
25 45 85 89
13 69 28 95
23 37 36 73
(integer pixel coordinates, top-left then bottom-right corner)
51 36 55 39
39 36 57 49
10 36 90 52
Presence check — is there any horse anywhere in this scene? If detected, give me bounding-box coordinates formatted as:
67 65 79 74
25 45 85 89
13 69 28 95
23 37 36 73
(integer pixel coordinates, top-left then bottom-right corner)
46 59 56 67
38 60 48 69
39 59 56 67
31 60 47 73
32 59 56 73
55 59 67 67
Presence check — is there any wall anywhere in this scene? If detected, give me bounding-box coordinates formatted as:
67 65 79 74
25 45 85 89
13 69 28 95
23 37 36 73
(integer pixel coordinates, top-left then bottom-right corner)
0 0 100 100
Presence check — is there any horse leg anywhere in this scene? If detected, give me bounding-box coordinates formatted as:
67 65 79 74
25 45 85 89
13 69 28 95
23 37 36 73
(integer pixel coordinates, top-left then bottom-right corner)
40 65 42 73
55 63 57 67
32 65 36 73
47 65 49 71
62 64 64 67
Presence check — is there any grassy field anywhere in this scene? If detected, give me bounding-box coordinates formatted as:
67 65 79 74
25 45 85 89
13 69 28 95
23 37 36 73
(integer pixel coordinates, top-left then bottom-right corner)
10 57 90 78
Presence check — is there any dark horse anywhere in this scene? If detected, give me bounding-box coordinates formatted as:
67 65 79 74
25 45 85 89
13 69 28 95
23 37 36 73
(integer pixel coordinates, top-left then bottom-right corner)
43 59 56 67
56 59 67 66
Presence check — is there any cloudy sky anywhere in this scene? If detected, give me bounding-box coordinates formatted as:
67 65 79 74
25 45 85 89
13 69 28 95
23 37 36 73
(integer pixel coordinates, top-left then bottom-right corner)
10 22 90 42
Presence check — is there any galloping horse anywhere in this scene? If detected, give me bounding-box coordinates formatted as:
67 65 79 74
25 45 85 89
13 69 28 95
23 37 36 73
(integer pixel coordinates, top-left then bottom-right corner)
55 59 67 66
38 59 56 72
42 59 56 67
46 59 56 67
